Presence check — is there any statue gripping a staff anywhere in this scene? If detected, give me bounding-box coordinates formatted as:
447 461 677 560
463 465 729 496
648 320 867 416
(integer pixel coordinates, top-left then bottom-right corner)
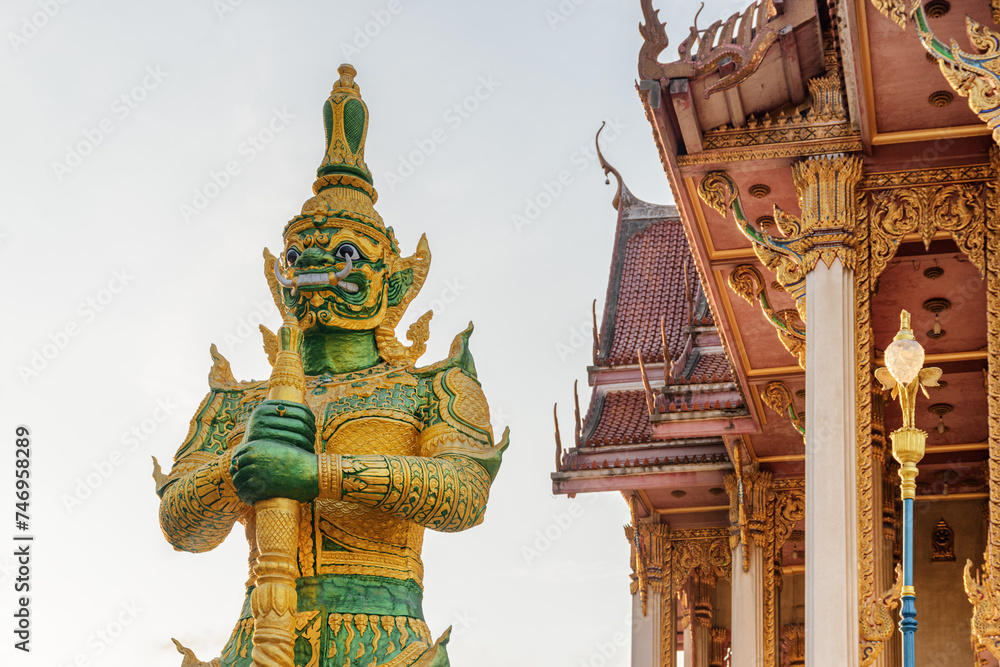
156 65 508 667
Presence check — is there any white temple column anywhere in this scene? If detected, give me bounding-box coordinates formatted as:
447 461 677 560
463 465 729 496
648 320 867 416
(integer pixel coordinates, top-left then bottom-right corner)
730 541 765 667
631 590 661 667
805 258 859 667
682 620 694 667
691 622 710 667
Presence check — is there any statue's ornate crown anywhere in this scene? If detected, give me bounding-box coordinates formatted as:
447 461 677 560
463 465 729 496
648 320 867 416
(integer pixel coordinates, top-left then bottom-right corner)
285 64 397 253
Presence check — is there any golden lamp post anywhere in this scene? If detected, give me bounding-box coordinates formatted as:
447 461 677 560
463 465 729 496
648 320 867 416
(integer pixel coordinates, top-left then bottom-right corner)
875 310 942 666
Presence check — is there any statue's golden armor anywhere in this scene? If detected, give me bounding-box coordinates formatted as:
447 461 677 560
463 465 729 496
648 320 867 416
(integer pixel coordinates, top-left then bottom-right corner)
156 64 505 667
158 339 504 666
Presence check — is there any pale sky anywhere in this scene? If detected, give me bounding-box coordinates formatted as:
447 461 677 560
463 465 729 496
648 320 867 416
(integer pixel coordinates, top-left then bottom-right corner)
1 1 738 665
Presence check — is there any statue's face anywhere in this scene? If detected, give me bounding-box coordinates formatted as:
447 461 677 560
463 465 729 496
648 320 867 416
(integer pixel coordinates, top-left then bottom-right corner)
281 225 397 332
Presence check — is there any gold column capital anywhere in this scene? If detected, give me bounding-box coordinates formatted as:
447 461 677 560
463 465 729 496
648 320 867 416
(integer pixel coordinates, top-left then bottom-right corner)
698 154 863 321
724 467 773 571
687 567 717 627
626 517 670 615
785 153 864 271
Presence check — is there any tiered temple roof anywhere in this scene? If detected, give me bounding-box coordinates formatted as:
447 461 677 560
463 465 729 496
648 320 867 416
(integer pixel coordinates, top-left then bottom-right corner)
553 137 746 516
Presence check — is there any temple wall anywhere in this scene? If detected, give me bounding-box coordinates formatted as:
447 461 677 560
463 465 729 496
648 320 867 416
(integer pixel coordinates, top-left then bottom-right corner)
913 498 986 666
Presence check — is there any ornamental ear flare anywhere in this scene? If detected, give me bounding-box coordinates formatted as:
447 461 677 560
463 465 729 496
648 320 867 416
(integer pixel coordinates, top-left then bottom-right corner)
374 234 433 365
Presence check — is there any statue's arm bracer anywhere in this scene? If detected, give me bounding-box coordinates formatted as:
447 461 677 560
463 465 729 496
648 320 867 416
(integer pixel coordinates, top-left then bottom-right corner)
319 452 496 532
158 388 257 552
317 367 507 532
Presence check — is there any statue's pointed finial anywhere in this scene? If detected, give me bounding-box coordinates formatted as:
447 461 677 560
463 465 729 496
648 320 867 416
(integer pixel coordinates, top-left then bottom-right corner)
334 63 359 93
315 63 376 198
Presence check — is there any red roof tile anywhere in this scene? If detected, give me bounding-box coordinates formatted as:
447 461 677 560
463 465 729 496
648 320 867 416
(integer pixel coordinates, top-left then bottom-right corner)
684 353 735 385
584 390 652 446
576 193 741 453
578 384 746 450
599 218 702 366
563 451 728 471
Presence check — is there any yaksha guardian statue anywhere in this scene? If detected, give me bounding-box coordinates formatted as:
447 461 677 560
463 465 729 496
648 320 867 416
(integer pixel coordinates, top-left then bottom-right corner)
156 64 507 667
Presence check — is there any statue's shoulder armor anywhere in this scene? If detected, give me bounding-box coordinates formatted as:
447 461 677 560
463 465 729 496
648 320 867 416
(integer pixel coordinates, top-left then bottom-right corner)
168 346 267 477
413 324 507 480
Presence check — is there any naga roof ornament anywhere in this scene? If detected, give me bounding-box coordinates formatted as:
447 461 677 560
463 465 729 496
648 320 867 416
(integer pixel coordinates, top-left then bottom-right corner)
638 0 790 97
596 121 627 211
871 1 1000 145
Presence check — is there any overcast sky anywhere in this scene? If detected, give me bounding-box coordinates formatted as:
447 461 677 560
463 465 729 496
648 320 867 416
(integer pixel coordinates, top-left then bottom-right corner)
1 1 740 665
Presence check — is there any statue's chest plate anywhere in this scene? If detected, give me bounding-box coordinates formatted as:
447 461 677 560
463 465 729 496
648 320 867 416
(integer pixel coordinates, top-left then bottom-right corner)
301 365 426 455
295 365 428 584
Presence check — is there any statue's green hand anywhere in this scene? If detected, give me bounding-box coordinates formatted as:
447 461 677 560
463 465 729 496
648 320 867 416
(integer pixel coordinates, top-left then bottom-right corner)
230 399 319 504
230 440 319 505
244 399 316 452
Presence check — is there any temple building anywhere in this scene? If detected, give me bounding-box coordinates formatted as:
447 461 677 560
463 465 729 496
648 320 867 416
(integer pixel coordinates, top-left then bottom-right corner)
553 1 1000 665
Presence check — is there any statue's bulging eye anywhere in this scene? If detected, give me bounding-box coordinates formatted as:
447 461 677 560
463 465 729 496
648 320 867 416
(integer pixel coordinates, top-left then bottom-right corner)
335 243 361 261
286 248 301 265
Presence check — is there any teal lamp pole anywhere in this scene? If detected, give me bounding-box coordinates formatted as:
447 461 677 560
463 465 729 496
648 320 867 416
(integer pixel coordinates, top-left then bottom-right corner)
875 310 942 667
